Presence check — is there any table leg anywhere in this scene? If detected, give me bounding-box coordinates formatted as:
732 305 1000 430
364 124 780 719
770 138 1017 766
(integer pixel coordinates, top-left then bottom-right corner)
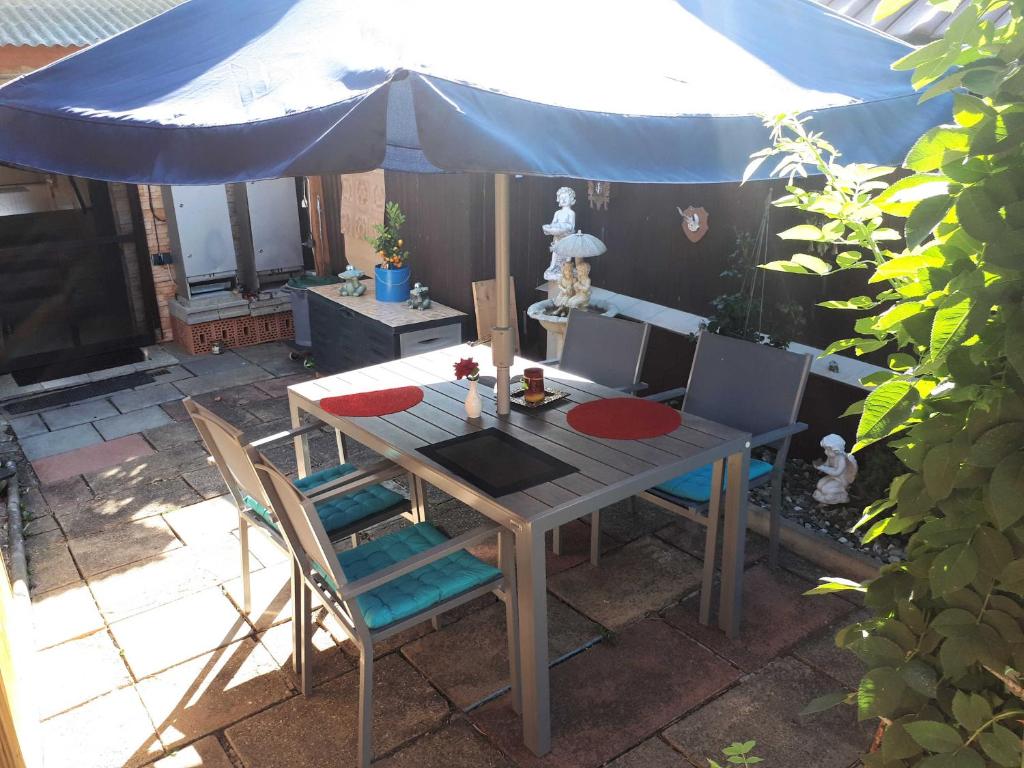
515 523 551 756
289 399 312 479
719 447 751 639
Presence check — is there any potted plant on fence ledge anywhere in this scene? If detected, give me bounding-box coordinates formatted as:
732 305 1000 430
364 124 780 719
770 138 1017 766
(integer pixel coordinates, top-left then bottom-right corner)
369 201 411 302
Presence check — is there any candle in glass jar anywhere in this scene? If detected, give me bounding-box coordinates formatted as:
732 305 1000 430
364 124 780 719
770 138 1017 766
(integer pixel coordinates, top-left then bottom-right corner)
523 367 545 403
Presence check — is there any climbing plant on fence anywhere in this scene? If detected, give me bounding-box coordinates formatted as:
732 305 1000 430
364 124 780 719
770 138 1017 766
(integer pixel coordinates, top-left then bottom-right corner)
743 1 1024 765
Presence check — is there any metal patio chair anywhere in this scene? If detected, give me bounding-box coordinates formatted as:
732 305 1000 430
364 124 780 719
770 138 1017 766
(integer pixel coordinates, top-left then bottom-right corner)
631 332 811 624
184 398 422 621
250 451 520 768
548 309 651 561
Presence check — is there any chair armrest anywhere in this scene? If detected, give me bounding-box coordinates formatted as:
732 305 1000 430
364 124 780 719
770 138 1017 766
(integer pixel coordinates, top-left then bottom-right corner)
341 522 500 599
539 358 560 367
751 422 808 448
248 422 322 449
306 459 407 501
643 386 687 403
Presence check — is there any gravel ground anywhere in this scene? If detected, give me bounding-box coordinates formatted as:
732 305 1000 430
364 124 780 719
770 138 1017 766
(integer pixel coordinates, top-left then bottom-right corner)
752 447 907 564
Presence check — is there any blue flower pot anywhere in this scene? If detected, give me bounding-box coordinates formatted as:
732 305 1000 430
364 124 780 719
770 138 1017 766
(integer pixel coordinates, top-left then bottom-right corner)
374 265 410 302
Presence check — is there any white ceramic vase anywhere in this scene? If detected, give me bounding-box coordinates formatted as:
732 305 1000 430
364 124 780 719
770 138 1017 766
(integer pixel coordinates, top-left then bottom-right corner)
465 379 482 418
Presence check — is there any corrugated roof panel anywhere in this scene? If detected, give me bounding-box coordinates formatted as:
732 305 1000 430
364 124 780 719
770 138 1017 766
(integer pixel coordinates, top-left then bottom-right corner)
814 0 997 43
0 0 187 47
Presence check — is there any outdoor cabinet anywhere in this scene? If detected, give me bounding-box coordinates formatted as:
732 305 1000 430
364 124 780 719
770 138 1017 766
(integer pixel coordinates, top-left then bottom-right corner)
307 285 466 374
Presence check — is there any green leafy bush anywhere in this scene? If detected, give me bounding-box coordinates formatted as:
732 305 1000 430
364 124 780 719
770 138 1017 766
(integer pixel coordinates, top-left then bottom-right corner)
744 1 1024 764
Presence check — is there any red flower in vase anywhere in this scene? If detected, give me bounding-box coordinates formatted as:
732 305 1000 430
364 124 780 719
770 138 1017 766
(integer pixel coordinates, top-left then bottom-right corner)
453 358 479 380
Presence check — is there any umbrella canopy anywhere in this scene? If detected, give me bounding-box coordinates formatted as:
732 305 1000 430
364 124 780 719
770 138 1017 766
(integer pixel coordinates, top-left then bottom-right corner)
554 232 608 261
0 0 948 185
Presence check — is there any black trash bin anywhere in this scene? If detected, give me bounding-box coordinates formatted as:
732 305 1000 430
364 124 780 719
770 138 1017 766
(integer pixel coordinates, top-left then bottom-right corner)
283 273 339 349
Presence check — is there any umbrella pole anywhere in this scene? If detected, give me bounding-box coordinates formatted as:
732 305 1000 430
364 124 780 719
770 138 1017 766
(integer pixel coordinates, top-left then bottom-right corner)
493 173 513 416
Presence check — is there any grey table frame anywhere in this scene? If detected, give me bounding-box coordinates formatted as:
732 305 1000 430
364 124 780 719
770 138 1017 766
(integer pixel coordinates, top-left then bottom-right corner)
287 343 751 756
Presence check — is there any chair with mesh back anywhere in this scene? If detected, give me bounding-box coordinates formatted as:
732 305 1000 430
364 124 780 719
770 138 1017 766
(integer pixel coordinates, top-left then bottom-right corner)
250 451 519 768
632 332 810 624
184 398 421 624
548 309 651 561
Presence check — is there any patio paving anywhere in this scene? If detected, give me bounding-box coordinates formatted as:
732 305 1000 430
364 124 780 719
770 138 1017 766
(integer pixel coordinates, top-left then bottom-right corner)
0 340 872 767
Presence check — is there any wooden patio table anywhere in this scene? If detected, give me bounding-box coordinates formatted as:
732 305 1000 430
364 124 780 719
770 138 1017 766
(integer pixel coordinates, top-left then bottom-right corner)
287 343 752 756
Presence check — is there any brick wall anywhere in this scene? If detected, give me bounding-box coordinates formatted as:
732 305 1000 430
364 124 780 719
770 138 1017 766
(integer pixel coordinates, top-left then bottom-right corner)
137 185 177 342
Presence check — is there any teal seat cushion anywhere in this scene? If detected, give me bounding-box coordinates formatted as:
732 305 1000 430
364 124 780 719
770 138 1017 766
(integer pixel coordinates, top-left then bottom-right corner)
338 522 501 630
653 459 773 503
243 463 405 535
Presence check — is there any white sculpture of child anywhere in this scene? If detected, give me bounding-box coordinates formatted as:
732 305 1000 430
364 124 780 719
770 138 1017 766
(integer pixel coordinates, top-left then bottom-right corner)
542 187 576 281
552 260 576 316
813 433 858 505
564 259 592 312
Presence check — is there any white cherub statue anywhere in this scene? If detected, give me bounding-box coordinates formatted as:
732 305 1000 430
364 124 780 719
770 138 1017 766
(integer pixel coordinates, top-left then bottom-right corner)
813 433 858 505
551 260 576 316
564 259 592 312
542 187 576 280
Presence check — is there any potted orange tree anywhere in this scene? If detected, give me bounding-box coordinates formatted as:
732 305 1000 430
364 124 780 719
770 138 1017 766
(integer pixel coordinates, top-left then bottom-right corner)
369 201 411 301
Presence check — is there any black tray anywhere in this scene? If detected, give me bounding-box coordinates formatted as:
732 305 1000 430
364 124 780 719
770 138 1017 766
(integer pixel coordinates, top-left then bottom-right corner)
510 384 569 411
416 427 578 497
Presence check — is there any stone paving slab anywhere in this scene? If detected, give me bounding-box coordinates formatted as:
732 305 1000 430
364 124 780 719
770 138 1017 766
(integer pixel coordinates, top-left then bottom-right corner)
144 420 200 451
152 735 233 768
162 495 238 546
33 433 154 485
258 620 356 687
471 619 741 768
242 397 291 423
95 404 173 440
34 630 133 719
27 544 80 595
182 465 228 499
793 608 871 690
9 413 47 438
654 517 769 565
162 399 191 422
68 515 182 577
225 654 449 768
40 685 163 768
402 597 602 710
23 512 60 537
548 535 703 630
89 546 227 622
662 564 855 672
21 422 103 460
607 738 690 768
662 656 869 768
40 474 93 507
252 372 314 399
111 382 186 414
58 477 201 538
177 351 255 377
376 718 515 768
84 443 208 496
25 527 65 556
222 563 294 631
194 383 269 410
596 497 677 543
40 399 119 431
174 366 272 397
111 587 252 679
31 582 105 650
137 638 294 751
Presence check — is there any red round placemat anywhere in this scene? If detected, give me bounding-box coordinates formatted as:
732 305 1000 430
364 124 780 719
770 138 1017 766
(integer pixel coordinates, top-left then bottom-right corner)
320 386 423 417
566 398 681 440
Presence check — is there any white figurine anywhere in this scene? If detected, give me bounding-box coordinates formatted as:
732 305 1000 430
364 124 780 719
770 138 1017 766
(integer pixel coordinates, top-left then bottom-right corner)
813 434 858 505
564 259 592 312
542 187 576 280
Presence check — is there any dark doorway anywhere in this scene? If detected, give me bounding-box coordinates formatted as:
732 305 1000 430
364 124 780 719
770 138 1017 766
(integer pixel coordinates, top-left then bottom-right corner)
0 172 157 379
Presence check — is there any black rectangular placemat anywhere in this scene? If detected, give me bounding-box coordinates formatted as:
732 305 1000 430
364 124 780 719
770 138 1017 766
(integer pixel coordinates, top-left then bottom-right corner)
417 427 577 497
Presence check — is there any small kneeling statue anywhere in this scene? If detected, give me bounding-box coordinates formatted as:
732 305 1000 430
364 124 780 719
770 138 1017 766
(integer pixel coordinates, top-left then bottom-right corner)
407 282 432 310
813 434 858 505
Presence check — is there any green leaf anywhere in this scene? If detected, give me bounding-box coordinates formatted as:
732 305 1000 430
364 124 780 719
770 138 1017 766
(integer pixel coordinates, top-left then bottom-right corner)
1005 306 1024 381
875 174 950 217
901 659 939 697
989 452 1024 529
923 443 959 501
904 721 964 753
905 127 969 172
979 723 1020 767
871 254 943 283
968 423 1024 468
800 691 848 716
819 297 877 311
906 195 954 249
951 691 992 731
929 542 979 596
857 379 920 445
929 295 975 366
858 667 905 720
777 224 824 241
953 93 995 128
974 526 1014 578
998 558 1024 594
931 608 978 638
791 253 831 275
761 260 810 274
957 186 1005 241
805 577 865 595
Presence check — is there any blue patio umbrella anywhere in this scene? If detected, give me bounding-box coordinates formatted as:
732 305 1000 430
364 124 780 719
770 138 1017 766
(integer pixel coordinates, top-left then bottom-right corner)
0 0 950 410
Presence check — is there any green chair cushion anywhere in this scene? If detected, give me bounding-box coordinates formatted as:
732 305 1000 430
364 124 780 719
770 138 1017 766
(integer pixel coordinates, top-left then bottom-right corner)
243 463 405 536
338 522 500 630
653 459 773 503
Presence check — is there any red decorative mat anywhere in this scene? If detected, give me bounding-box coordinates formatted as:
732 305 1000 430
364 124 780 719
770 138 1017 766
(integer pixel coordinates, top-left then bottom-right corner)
320 386 423 417
566 398 681 440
